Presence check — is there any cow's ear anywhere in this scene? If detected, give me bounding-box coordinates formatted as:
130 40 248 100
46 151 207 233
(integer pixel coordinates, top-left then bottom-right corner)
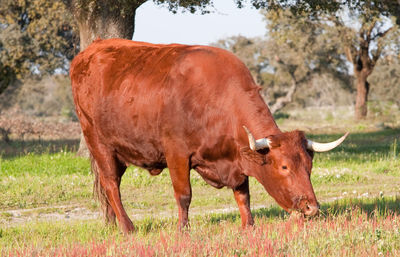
307 149 314 159
267 135 280 148
240 147 267 165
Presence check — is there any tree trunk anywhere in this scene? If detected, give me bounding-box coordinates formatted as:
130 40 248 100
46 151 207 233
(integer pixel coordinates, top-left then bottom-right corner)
354 72 370 120
73 4 138 157
350 38 374 120
77 9 137 49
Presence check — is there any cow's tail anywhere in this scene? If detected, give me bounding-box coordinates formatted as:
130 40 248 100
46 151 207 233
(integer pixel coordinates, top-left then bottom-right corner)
91 155 115 224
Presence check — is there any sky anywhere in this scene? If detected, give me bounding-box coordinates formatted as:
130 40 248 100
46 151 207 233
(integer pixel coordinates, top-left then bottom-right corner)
132 0 266 45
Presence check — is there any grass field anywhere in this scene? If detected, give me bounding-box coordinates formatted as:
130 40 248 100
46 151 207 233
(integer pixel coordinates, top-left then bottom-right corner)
1 109 400 256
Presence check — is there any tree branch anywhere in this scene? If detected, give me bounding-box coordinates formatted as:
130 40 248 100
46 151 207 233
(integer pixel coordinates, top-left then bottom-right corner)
371 43 382 68
269 74 298 114
371 26 393 41
366 20 377 41
344 46 357 64
267 55 301 114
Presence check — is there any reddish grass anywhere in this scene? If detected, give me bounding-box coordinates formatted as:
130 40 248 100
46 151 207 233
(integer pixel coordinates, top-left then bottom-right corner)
4 207 400 257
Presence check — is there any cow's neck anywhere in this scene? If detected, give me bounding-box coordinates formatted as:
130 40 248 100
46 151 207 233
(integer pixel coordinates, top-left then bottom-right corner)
247 114 280 139
240 100 281 138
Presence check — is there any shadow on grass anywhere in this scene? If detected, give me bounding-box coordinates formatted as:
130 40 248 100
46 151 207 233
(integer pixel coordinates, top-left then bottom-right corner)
134 218 172 235
208 206 287 225
0 139 80 159
308 127 400 161
208 196 400 225
320 196 400 217
1 127 397 160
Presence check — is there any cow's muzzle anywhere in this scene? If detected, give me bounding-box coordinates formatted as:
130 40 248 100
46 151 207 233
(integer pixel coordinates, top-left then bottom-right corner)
293 196 320 217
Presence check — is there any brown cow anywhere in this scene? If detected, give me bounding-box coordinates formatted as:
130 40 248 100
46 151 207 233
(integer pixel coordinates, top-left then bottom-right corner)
70 38 347 234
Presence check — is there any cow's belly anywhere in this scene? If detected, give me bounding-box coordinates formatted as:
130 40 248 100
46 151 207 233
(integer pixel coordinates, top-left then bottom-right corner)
194 166 225 189
193 161 246 189
113 141 167 172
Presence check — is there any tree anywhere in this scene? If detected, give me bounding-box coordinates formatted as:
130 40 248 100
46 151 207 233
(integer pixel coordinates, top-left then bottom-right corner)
257 0 400 119
324 5 400 119
0 0 78 95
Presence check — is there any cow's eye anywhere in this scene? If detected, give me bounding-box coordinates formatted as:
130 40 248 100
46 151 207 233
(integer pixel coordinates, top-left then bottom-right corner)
282 165 288 170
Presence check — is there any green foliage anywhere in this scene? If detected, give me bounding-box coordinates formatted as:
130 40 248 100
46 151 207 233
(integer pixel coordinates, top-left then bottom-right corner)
0 0 79 95
263 8 347 83
66 0 214 18
153 0 213 14
247 0 400 24
324 3 399 67
65 0 400 21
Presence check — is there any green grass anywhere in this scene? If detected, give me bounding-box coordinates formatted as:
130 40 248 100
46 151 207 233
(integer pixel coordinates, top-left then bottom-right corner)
2 128 398 213
0 152 91 209
1 119 400 256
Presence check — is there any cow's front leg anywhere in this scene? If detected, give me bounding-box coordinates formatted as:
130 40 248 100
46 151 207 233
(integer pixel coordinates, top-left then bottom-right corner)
233 177 254 228
165 150 192 230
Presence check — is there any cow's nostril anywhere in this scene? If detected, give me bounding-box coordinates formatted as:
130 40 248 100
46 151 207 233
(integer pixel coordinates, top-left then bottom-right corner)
304 204 319 216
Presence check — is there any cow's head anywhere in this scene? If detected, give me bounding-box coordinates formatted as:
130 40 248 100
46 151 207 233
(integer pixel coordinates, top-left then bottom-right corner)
242 126 348 217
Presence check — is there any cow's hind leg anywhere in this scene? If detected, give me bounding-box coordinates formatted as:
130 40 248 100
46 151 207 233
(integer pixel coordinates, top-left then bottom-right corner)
164 148 191 230
91 158 116 225
91 151 134 234
233 178 254 228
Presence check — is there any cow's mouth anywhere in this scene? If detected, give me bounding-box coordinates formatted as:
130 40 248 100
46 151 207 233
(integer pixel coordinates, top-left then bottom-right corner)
289 206 319 218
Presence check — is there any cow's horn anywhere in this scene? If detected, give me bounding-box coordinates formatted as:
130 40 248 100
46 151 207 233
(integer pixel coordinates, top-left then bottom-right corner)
243 126 271 151
306 132 349 152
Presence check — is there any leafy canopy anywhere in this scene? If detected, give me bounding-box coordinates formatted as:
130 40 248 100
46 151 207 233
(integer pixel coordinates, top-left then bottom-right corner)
64 0 214 15
0 0 78 94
